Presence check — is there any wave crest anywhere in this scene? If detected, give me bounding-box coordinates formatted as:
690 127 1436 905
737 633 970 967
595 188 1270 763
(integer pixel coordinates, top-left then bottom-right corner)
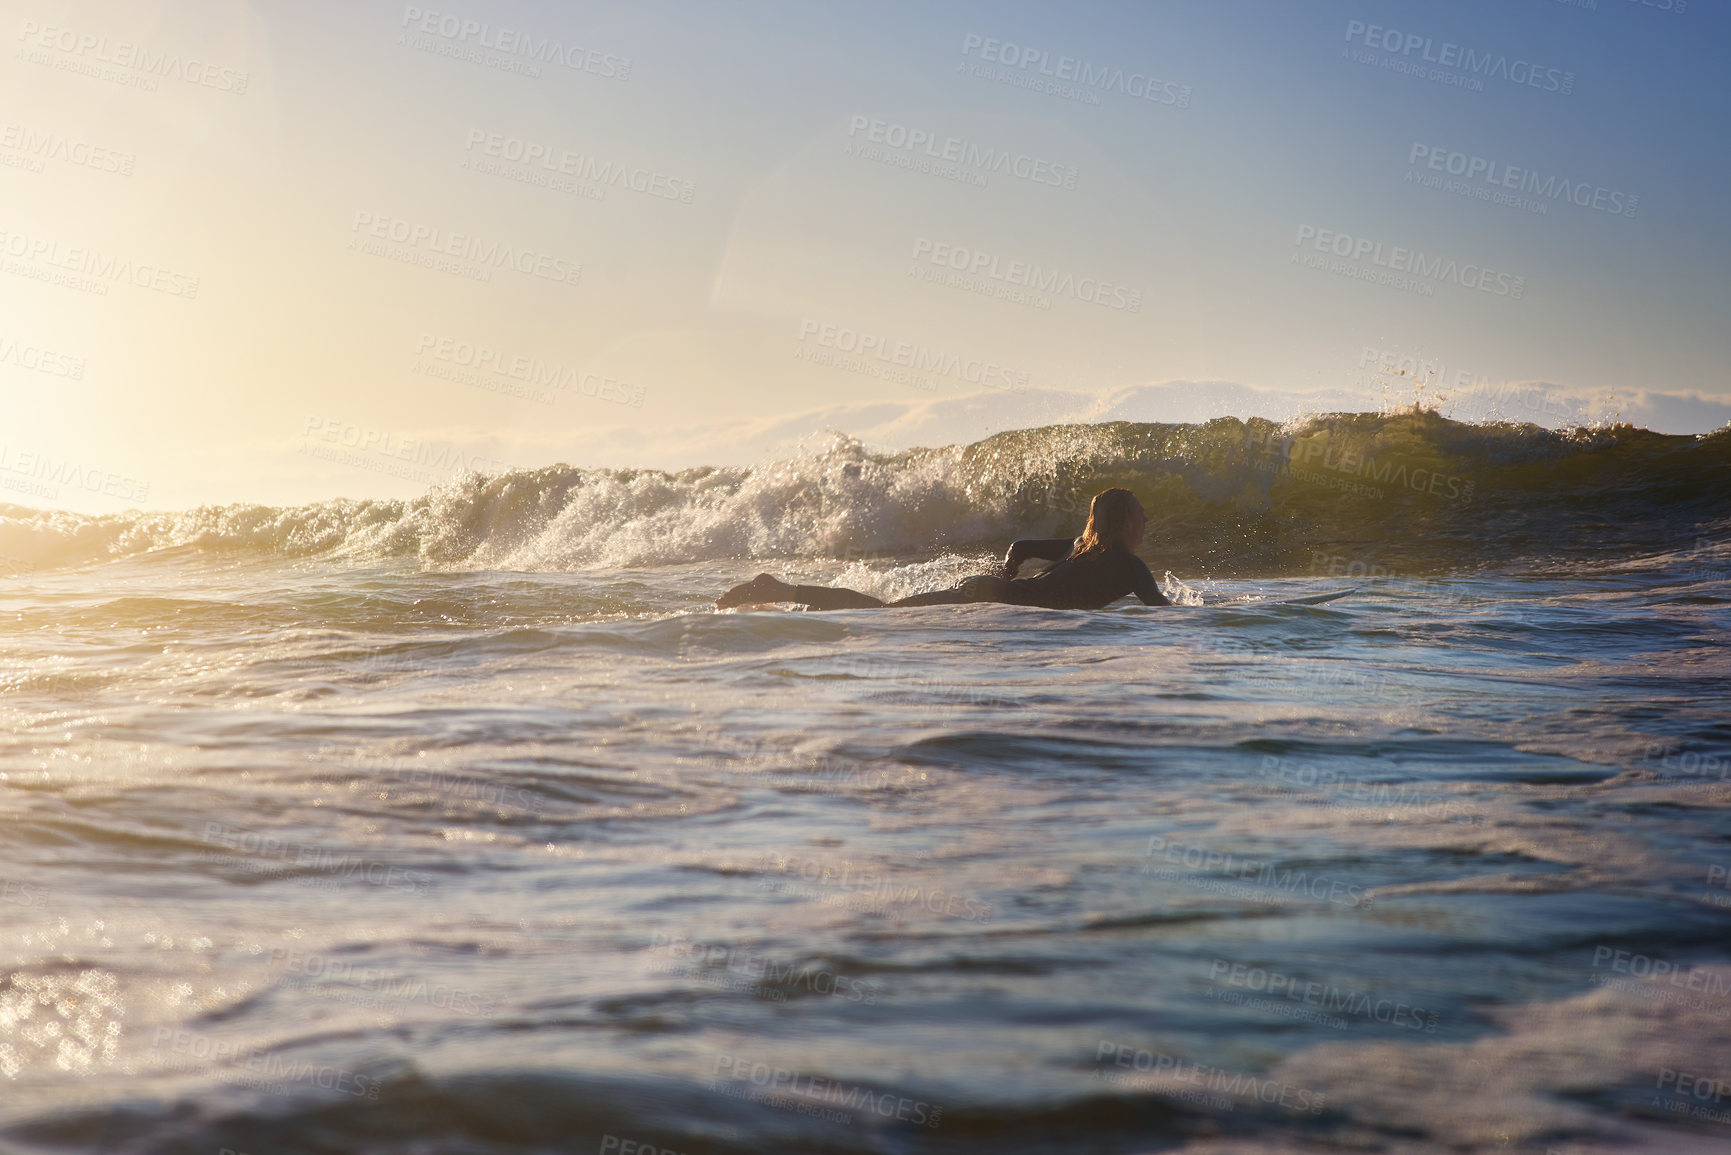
4 412 1727 575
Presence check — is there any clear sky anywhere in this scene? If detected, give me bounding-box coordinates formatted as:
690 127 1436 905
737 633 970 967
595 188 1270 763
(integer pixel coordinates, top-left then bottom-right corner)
3 0 1727 511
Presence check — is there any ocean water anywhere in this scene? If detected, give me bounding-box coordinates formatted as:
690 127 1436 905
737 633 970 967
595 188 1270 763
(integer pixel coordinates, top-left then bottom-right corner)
1 413 1729 1155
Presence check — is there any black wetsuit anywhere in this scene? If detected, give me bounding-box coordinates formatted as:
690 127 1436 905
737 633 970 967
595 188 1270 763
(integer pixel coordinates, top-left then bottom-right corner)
995 539 1168 609
893 538 1167 610
779 538 1170 611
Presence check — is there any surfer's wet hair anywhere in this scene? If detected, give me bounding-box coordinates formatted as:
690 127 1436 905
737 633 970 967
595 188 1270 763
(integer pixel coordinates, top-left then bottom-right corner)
1071 488 1140 557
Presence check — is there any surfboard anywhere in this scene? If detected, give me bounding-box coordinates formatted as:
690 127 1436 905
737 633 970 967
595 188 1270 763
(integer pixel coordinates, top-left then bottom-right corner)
1202 587 1359 607
1270 587 1358 606
1279 587 1358 605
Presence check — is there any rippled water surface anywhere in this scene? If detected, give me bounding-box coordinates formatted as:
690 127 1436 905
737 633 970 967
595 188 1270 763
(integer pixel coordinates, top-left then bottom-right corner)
2 536 1728 1154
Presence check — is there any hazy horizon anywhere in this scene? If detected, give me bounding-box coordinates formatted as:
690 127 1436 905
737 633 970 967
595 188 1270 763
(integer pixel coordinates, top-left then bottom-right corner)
5 0 1727 512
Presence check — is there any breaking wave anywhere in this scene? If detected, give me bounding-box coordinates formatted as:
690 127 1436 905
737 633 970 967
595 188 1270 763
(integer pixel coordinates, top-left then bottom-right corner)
4 410 1728 576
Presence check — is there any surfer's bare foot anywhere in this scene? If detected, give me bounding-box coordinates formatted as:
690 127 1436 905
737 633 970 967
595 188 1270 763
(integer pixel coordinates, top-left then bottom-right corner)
716 573 795 609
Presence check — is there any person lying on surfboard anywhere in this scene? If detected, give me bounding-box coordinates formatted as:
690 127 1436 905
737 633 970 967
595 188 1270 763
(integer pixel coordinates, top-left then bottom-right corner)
715 488 1172 611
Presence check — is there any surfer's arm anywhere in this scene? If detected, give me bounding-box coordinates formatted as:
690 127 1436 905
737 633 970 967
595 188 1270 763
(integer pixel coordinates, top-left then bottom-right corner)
1001 537 1076 577
1128 556 1172 606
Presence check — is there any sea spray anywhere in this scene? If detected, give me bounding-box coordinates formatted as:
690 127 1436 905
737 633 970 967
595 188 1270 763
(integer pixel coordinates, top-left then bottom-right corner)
1 412 1726 577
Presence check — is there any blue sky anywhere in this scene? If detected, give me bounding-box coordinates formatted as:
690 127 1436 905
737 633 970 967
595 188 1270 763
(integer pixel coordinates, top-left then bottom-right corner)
2 0 1725 509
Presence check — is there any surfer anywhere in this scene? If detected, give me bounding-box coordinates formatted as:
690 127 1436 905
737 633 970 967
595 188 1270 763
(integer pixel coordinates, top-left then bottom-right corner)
716 488 1172 611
